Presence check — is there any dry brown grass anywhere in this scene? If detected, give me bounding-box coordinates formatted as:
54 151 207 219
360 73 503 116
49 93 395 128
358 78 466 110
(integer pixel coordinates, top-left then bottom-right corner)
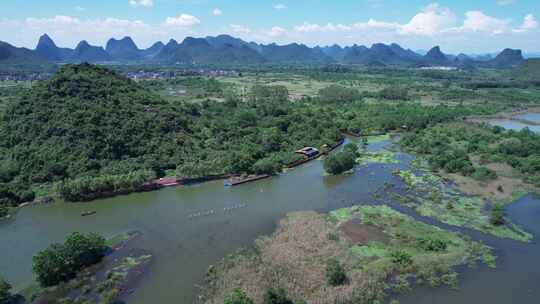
203 211 378 304
442 172 532 203
340 218 387 245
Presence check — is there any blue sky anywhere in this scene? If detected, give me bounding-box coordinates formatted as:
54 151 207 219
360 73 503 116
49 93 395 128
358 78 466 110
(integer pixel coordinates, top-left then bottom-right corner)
1 0 539 53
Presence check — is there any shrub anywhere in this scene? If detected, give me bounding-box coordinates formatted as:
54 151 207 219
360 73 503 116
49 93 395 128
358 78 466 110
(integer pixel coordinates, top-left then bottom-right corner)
0 206 8 218
390 250 413 269
417 237 447 252
224 288 253 304
0 277 12 304
490 203 505 226
472 166 497 182
326 258 347 286
263 288 293 304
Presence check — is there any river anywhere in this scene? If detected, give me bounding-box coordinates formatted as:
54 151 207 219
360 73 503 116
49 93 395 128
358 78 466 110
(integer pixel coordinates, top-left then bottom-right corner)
1 139 539 304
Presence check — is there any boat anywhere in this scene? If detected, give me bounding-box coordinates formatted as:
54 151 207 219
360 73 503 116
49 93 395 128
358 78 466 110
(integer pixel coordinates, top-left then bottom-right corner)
224 174 271 186
81 211 97 217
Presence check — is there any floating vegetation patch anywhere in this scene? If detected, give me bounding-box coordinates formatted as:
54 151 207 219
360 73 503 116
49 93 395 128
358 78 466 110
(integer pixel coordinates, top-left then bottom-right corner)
356 150 398 165
391 169 533 242
366 134 391 144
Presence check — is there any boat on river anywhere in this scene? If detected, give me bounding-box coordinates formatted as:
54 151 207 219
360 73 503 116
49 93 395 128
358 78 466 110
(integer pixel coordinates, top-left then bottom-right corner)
81 211 97 217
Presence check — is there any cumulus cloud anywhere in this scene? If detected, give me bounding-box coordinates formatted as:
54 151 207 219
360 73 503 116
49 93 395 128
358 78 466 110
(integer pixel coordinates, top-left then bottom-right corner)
400 3 456 35
164 14 201 27
517 14 538 31
460 11 510 34
212 8 222 16
273 4 287 10
129 0 153 8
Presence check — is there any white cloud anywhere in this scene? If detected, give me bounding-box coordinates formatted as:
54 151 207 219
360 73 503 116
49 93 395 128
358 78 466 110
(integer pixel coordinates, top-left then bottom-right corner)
400 3 456 35
129 0 153 8
273 4 287 10
230 24 251 34
460 11 510 34
518 14 538 31
0 14 202 49
164 14 201 27
268 26 285 37
212 8 222 16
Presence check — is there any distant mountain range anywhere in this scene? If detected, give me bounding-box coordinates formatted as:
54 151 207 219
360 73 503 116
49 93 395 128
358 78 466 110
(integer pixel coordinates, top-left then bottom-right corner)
0 33 527 68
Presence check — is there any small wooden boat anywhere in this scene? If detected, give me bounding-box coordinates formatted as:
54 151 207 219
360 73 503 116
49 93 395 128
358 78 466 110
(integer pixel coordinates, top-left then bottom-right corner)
81 211 97 217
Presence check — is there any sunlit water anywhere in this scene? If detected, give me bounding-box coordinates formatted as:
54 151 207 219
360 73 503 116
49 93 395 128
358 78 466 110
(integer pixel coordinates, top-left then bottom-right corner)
513 113 540 124
1 139 539 304
488 112 540 133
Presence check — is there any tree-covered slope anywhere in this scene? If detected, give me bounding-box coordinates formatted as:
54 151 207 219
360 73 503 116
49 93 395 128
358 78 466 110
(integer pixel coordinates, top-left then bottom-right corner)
0 64 186 201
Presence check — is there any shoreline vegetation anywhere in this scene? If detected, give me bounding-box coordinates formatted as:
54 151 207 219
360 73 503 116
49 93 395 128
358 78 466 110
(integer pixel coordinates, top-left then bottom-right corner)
16 231 151 304
201 205 494 304
400 122 540 203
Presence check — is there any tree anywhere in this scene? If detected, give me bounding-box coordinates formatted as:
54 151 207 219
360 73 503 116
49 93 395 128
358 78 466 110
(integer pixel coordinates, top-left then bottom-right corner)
263 288 293 304
32 232 107 287
252 157 282 175
323 151 356 175
490 203 505 226
64 232 107 269
326 258 347 286
224 288 253 304
343 143 360 157
0 277 12 304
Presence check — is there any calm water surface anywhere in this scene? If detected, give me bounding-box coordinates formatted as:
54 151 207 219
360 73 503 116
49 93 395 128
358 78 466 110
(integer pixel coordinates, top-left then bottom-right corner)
1 139 539 304
514 112 540 124
489 119 540 132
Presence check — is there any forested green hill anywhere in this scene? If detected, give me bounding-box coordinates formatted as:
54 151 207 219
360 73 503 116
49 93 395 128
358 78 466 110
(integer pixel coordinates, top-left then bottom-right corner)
0 64 187 204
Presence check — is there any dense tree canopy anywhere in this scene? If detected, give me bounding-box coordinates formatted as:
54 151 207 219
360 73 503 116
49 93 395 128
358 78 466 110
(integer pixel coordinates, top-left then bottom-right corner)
32 232 107 287
401 122 540 186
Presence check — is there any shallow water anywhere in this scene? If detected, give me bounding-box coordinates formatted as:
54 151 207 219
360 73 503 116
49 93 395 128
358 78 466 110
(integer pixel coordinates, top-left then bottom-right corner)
1 139 540 304
488 118 540 132
514 112 540 124
398 194 540 304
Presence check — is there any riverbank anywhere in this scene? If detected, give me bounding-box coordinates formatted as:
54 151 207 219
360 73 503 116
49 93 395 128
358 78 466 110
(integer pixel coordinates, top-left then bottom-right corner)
201 205 494 304
18 231 152 304
466 107 540 126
